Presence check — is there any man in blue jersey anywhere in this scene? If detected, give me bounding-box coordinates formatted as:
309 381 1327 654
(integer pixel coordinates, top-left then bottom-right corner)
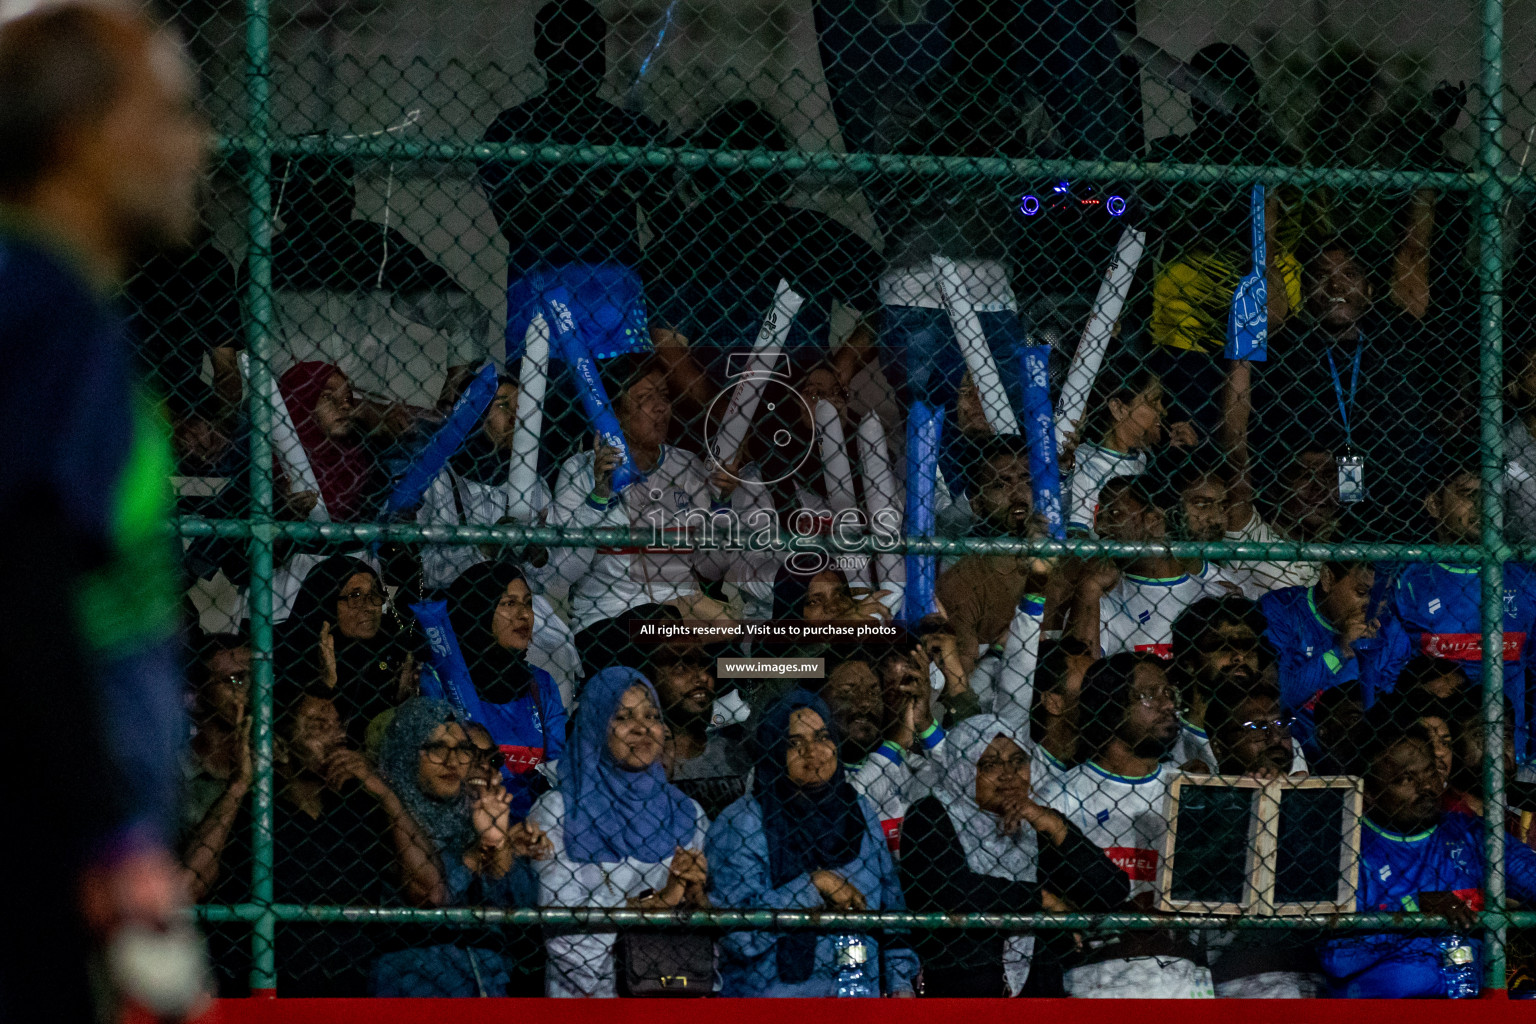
1374 458 1536 762
1260 561 1389 755
1319 720 1536 997
0 6 205 1018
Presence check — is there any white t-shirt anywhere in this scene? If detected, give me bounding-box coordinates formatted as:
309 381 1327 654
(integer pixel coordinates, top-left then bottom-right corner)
1099 563 1240 659
1066 442 1146 535
1030 745 1075 795
416 465 573 593
1038 761 1174 898
848 732 946 855
1221 510 1320 599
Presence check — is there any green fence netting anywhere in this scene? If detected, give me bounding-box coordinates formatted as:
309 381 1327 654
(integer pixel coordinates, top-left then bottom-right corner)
126 0 1536 1000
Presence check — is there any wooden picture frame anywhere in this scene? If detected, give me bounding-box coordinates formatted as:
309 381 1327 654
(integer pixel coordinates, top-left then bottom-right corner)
1157 774 1363 916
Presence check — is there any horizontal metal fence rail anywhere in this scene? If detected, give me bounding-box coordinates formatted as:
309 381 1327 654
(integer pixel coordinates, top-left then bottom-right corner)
173 517 1493 563
212 135 1495 191
193 904 1536 932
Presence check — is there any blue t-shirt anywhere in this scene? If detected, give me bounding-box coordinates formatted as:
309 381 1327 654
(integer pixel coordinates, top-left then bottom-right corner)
1259 584 1389 753
1319 812 1536 997
1374 562 1536 759
419 663 568 821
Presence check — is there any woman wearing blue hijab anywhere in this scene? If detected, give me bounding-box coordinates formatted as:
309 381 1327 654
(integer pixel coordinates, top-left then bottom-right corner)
706 689 919 996
527 666 709 997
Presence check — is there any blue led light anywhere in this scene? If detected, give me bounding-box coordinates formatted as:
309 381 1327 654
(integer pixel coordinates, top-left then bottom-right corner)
1106 195 1127 217
1053 181 1070 193
1019 194 1041 216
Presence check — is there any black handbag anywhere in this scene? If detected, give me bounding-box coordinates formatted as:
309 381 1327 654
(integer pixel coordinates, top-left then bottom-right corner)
613 930 716 997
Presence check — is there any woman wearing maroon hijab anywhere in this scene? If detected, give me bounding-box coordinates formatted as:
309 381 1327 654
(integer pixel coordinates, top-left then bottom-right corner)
279 360 373 522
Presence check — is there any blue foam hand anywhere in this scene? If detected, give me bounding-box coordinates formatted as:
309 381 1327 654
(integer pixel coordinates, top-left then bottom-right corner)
384 362 499 516
1225 182 1269 362
1019 345 1066 540
542 286 647 494
903 402 944 625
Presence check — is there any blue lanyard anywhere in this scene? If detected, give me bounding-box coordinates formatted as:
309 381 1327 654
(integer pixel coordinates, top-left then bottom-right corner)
1326 344 1363 451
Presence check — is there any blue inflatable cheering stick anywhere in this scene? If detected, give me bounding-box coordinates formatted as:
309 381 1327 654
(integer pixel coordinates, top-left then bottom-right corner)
541 284 648 494
410 599 487 724
383 362 500 516
902 402 944 625
1019 345 1066 540
1225 183 1269 362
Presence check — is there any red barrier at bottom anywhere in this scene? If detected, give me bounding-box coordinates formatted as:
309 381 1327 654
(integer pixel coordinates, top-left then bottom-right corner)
211 995 1532 1023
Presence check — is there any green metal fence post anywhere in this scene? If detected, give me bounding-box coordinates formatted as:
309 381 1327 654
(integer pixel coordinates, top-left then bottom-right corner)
241 0 278 995
1477 0 1510 995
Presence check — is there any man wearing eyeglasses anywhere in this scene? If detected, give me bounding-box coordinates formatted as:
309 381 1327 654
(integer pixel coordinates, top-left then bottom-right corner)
1036 652 1215 997
1202 681 1326 997
1165 596 1307 777
1207 682 1298 781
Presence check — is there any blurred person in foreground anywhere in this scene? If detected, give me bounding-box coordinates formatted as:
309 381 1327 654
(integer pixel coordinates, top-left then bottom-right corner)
0 5 206 1019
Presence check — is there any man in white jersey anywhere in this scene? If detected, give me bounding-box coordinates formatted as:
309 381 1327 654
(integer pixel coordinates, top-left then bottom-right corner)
1027 638 1095 791
1038 652 1214 998
1221 446 1340 598
550 355 774 628
1071 476 1240 659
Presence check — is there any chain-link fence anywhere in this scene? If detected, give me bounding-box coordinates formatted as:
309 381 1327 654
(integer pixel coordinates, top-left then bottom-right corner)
123 0 1536 1001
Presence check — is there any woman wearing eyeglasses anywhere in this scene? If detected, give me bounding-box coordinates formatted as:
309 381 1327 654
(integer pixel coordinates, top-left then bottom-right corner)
371 698 553 996
419 561 568 823
278 555 417 746
899 715 1127 997
706 690 917 997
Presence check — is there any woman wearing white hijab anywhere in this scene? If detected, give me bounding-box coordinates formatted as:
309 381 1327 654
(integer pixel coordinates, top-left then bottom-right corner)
899 715 1127 997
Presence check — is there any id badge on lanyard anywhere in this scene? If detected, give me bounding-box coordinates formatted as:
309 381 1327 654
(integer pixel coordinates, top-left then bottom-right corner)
1337 452 1366 504
1328 346 1365 504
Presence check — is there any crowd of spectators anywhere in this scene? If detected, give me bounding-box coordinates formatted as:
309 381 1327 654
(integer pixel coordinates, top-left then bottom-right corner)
127 0 1536 1002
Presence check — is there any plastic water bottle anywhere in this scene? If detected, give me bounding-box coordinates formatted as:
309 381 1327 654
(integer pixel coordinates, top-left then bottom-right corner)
834 935 877 998
1437 935 1480 999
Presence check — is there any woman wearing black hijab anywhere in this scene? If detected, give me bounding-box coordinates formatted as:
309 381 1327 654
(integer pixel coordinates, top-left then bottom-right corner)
277 555 415 744
421 560 568 821
705 690 917 996
770 562 891 623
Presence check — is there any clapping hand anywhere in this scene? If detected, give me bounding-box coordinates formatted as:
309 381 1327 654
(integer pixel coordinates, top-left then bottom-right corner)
506 820 554 861
323 748 387 798
848 586 894 622
663 847 709 908
470 783 513 851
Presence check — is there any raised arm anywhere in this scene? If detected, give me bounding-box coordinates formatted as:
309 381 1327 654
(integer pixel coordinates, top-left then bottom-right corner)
327 749 448 908
180 731 252 903
1389 189 1435 320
